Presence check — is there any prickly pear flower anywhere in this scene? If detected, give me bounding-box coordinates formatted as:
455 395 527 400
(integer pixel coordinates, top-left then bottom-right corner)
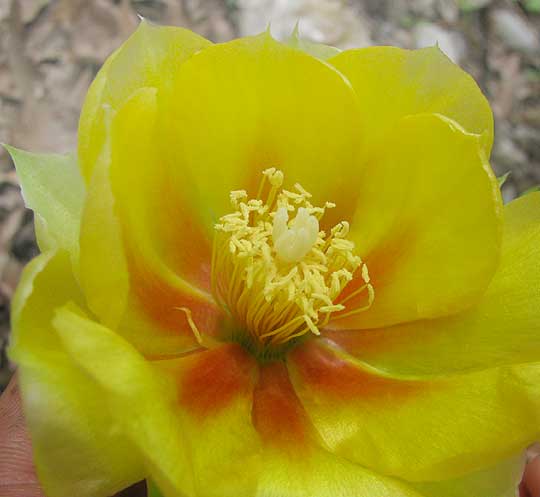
6 20 540 497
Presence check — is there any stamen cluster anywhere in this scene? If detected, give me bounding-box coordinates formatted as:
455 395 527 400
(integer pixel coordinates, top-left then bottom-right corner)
211 168 373 351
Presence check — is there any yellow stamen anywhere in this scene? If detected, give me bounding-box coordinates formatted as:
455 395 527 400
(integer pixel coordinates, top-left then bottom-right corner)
176 307 203 344
210 169 374 349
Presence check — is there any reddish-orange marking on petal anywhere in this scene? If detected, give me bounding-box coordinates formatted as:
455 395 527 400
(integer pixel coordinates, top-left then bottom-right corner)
328 228 419 330
180 344 256 419
128 248 222 336
252 361 310 448
341 228 417 306
156 177 213 292
291 341 428 403
366 235 412 288
364 228 419 291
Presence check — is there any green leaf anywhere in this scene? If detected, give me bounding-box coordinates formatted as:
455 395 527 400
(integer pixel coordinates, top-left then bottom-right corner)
4 145 85 266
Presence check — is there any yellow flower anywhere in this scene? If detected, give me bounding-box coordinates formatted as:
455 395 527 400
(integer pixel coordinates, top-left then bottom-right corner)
6 20 540 497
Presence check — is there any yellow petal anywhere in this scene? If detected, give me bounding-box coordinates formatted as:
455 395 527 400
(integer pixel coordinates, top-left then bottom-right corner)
411 452 525 497
9 251 83 363
9 251 143 497
81 44 215 327
79 103 129 329
108 86 215 296
78 20 211 182
291 38 341 60
329 46 493 155
289 340 540 482
330 113 502 330
5 146 84 271
255 447 424 497
80 87 219 354
53 305 197 497
286 26 341 60
328 191 540 374
161 32 363 232
110 88 221 352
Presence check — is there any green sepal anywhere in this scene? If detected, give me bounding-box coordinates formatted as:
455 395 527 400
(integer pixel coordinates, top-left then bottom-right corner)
497 171 510 188
3 145 85 270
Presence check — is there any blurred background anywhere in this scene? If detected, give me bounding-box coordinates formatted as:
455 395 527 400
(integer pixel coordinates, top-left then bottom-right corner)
0 0 539 391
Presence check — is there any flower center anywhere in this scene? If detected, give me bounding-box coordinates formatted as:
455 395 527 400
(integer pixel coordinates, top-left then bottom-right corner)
210 168 374 357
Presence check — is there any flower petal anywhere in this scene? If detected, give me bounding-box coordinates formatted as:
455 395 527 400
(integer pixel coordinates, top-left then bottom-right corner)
80 87 219 355
330 113 502 330
79 94 132 330
5 146 84 269
108 84 215 296
254 447 424 497
286 27 341 60
411 452 524 497
161 32 363 231
328 192 540 374
78 20 211 182
9 251 143 497
288 340 540 482
9 251 84 363
329 46 493 154
154 344 262 497
52 305 197 497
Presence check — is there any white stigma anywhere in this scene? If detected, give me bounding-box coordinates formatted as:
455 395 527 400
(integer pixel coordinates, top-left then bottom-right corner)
272 207 319 263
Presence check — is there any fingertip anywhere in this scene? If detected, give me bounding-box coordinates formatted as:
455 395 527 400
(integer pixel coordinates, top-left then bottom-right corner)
523 452 540 497
0 373 45 497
